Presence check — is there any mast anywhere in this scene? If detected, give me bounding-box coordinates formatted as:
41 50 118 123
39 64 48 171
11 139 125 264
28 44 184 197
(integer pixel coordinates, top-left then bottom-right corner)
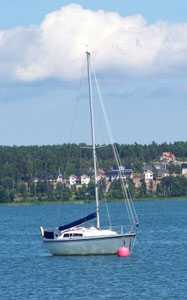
86 51 100 229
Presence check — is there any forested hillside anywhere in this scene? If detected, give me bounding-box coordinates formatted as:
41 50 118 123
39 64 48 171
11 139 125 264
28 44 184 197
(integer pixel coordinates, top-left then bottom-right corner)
1 141 187 179
0 141 187 202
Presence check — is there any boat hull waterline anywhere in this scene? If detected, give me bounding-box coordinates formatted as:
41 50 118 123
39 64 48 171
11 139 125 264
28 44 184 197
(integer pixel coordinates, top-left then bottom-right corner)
43 233 136 256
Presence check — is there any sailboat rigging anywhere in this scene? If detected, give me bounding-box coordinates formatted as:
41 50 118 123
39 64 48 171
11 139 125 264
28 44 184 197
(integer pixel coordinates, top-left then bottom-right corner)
86 51 100 229
40 51 139 255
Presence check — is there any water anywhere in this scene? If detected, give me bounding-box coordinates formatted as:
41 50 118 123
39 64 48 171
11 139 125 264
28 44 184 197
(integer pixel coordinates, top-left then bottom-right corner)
0 199 186 300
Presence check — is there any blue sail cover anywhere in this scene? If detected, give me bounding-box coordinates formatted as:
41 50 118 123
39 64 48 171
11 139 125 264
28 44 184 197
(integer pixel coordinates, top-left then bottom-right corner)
58 212 96 231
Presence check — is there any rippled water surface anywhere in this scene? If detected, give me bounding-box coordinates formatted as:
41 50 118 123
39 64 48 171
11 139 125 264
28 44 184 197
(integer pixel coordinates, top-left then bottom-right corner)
0 199 186 300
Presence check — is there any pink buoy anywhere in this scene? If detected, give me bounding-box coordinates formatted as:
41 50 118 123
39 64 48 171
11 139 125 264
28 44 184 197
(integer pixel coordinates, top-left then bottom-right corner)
117 246 131 257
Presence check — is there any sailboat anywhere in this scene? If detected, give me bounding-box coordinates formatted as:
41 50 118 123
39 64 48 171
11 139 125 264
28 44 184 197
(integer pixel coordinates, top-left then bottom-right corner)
40 52 139 255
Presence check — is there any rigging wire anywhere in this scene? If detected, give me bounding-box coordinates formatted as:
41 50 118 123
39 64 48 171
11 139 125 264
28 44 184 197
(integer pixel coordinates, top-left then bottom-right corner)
114 144 139 226
92 59 139 228
95 148 112 229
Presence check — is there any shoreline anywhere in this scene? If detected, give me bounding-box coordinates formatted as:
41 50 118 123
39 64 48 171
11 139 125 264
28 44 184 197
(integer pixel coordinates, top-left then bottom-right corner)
1 196 187 206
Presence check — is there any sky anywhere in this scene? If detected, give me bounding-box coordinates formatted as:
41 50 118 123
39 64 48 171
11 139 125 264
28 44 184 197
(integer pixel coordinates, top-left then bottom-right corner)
0 0 187 145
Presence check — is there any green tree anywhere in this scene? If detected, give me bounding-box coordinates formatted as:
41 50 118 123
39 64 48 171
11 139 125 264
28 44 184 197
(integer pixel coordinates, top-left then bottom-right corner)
0 186 9 202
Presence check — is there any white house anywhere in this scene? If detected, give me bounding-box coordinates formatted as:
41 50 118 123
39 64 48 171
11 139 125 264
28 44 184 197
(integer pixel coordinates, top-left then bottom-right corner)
81 175 90 185
69 175 77 186
144 170 154 182
56 173 63 184
33 178 39 184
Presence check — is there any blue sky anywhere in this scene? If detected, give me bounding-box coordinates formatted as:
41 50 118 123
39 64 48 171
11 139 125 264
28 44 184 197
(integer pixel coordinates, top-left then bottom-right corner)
0 1 187 145
0 0 187 28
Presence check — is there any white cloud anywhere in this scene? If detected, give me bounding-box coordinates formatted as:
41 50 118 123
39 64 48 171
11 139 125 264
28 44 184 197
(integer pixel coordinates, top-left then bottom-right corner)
0 4 187 81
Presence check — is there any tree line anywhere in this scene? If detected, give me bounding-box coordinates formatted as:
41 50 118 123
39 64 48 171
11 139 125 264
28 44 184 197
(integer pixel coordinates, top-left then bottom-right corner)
0 141 187 202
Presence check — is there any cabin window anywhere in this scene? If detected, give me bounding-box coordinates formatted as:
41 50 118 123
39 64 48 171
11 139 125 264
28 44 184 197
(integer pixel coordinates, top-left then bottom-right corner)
73 233 83 237
63 233 83 238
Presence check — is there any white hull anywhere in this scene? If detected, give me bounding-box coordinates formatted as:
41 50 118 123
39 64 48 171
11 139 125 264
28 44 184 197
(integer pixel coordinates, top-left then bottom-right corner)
43 233 135 256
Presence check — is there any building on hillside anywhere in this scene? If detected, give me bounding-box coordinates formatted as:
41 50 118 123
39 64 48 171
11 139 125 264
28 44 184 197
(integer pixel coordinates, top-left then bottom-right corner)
157 168 169 179
56 172 64 184
143 170 158 193
154 163 169 179
144 169 154 182
123 168 133 179
181 163 187 177
33 178 39 184
160 152 176 163
143 164 156 193
81 175 90 185
106 166 133 182
96 169 106 182
69 175 77 186
154 162 166 170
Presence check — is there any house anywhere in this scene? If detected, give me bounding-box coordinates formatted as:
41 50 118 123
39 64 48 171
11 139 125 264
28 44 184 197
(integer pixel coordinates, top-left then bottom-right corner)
144 169 154 182
106 166 133 182
56 173 64 184
95 169 106 183
96 174 103 182
143 168 157 193
81 175 90 185
33 178 39 184
154 163 169 179
69 175 77 186
106 170 119 182
154 162 166 170
181 163 187 176
143 164 154 180
157 169 169 179
160 152 176 163
143 164 161 193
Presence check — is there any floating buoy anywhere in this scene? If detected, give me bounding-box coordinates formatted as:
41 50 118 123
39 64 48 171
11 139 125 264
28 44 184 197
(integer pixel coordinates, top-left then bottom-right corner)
117 246 131 257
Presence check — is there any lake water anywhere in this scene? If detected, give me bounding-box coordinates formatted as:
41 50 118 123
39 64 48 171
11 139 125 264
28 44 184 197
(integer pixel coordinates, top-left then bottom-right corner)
0 199 186 300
